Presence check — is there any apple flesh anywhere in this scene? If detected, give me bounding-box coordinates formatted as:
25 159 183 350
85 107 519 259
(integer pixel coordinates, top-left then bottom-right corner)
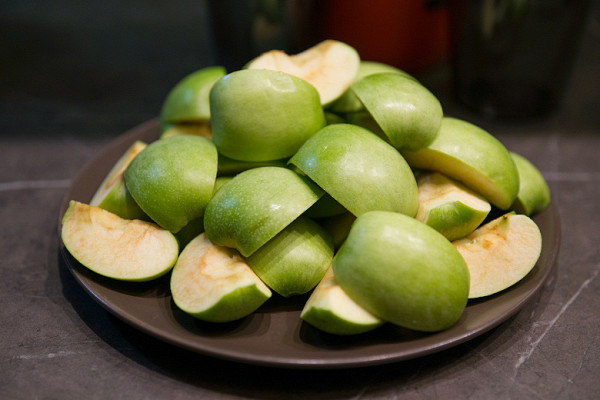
452 213 542 298
510 152 551 216
245 217 334 297
402 117 520 210
289 123 419 217
246 39 360 106
203 166 323 257
124 135 218 233
61 201 178 281
351 72 443 151
333 211 470 332
89 140 148 220
170 233 271 323
160 122 213 140
416 172 491 241
210 69 326 162
300 267 385 335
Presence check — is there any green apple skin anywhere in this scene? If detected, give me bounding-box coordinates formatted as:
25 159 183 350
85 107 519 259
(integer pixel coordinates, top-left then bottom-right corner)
401 117 520 210
304 193 347 219
170 233 271 323
124 135 218 233
351 72 443 151
322 212 357 250
217 153 288 177
333 211 470 332
210 69 327 161
204 166 323 257
289 123 419 218
160 66 226 124
90 140 148 220
328 61 412 114
510 152 551 216
61 201 179 282
300 267 385 335
245 217 334 297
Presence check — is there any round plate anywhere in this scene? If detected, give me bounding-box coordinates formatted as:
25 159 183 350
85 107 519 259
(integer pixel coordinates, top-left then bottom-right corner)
58 119 561 369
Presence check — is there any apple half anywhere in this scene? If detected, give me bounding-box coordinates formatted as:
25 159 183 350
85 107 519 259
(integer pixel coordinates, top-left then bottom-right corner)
452 213 542 299
89 140 148 220
510 152 551 216
402 117 519 210
203 166 323 257
245 217 334 297
416 172 491 241
246 39 360 106
300 267 385 335
333 211 470 332
61 201 178 281
289 123 419 218
170 233 271 323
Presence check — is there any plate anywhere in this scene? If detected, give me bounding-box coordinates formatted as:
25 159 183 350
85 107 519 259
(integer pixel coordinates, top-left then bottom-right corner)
58 119 561 369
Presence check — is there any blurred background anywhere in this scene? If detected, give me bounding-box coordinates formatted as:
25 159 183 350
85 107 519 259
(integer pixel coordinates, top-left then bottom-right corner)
1 0 599 137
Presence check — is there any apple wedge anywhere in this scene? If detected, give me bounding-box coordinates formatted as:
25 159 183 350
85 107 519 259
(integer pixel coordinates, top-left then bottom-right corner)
402 117 519 210
89 140 148 220
61 201 178 281
300 267 385 335
246 39 360 106
452 213 542 299
510 152 551 216
170 233 271 323
160 122 213 139
416 172 491 241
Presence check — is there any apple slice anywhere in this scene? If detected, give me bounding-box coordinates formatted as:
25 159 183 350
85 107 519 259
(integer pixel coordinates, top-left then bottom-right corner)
246 39 360 106
351 72 443 151
89 140 148 220
402 117 519 210
160 122 213 139
416 172 491 241
170 233 271 323
300 267 385 335
203 166 323 257
510 152 551 216
245 217 334 297
452 213 542 299
333 211 470 332
61 201 178 281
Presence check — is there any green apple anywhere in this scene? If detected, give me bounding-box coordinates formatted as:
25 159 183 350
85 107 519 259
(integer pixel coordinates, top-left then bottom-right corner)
210 69 327 161
333 211 470 332
328 60 412 114
416 172 491 241
288 123 419 217
160 122 213 140
245 217 334 297
402 117 520 210
510 152 551 216
452 213 542 299
204 166 323 257
322 212 356 250
303 193 347 219
351 72 443 151
300 267 385 335
124 135 218 233
246 39 360 106
160 66 226 124
89 140 148 220
170 233 271 322
345 111 388 142
61 201 178 281
217 153 288 177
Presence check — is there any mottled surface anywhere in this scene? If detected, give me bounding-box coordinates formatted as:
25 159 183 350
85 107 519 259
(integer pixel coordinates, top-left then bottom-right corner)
1 1 599 399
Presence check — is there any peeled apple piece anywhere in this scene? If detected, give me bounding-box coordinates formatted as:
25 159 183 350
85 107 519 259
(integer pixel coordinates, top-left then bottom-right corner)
452 213 542 299
300 267 385 335
61 201 179 282
246 39 360 106
170 233 271 323
416 172 491 241
89 140 148 220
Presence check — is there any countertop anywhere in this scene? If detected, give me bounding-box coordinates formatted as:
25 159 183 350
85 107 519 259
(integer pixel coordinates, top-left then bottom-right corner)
2 1 599 399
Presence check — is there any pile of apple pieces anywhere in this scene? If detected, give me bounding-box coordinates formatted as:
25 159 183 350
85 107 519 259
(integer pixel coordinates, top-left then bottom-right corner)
61 40 551 336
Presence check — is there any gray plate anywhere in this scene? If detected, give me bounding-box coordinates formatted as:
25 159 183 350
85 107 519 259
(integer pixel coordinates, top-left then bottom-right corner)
58 119 561 369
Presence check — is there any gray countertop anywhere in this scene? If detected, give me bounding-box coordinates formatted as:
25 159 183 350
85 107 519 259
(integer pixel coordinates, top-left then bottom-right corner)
2 1 599 399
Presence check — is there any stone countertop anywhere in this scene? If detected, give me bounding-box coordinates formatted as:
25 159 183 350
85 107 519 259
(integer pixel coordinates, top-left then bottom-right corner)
1 1 599 399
